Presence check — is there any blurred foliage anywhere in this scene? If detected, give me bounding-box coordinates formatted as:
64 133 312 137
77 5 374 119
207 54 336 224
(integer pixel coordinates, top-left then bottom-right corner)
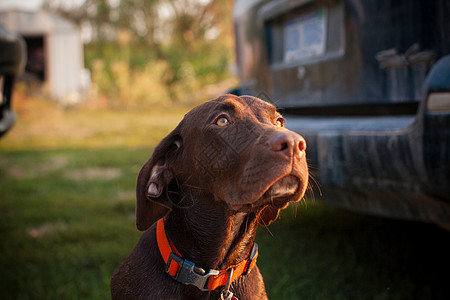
44 0 235 107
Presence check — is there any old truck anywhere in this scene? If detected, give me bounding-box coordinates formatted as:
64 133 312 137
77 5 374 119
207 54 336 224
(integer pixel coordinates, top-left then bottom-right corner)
232 0 450 226
0 26 26 137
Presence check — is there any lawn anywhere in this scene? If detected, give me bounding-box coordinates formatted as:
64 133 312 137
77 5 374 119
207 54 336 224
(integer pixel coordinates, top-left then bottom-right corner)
1 98 449 299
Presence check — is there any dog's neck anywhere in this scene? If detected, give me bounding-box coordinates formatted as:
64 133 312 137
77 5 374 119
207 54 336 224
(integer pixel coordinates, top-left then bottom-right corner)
164 194 259 270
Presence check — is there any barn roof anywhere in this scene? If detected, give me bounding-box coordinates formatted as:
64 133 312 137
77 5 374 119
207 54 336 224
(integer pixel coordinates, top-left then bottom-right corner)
0 9 78 36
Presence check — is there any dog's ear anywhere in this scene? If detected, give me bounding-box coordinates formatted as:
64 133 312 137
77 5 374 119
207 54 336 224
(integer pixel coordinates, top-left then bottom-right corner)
136 130 182 231
258 205 280 226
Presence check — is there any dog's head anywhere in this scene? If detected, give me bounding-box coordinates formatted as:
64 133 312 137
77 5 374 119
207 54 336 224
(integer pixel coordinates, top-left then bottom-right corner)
136 94 308 230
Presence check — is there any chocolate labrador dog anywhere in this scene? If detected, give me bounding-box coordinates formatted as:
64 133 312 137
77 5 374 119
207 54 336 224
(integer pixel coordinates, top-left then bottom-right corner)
111 94 308 299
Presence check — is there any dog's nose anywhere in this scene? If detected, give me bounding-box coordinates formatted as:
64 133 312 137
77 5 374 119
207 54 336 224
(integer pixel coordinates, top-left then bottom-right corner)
269 131 307 159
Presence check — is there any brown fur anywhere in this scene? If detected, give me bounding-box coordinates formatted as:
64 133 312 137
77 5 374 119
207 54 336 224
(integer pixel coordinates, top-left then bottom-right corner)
111 95 308 299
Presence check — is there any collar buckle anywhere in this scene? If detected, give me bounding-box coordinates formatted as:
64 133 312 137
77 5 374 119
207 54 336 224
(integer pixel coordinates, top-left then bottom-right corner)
166 252 220 291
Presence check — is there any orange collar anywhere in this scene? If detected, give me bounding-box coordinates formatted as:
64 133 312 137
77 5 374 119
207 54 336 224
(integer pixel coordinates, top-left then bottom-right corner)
156 217 258 292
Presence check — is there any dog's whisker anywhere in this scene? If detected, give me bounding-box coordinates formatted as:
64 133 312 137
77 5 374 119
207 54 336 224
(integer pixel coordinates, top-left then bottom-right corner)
260 218 274 238
302 196 308 207
308 174 322 197
291 202 298 218
305 184 314 201
307 163 319 171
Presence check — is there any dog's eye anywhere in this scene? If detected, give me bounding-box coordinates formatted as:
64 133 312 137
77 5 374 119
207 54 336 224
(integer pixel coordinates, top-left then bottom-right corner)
216 117 229 127
275 118 284 127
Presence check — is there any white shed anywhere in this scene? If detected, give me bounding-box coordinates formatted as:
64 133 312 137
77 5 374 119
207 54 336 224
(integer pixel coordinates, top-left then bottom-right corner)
0 9 85 102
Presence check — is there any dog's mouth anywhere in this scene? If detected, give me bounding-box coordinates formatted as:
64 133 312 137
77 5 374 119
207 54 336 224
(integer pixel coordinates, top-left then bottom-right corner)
263 174 299 200
230 175 301 212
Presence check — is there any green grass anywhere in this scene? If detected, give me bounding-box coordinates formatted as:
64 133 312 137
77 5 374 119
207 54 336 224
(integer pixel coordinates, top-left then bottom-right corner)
1 100 449 299
257 204 450 299
0 147 148 299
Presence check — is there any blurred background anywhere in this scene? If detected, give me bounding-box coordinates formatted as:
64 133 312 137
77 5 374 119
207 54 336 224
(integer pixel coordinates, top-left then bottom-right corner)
1 0 450 299
1 0 236 109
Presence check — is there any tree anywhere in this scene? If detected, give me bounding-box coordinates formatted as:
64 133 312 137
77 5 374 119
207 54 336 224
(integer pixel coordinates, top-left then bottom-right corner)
44 0 235 104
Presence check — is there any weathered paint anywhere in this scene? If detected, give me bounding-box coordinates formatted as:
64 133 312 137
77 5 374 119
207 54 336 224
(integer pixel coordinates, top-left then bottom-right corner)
232 0 450 225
